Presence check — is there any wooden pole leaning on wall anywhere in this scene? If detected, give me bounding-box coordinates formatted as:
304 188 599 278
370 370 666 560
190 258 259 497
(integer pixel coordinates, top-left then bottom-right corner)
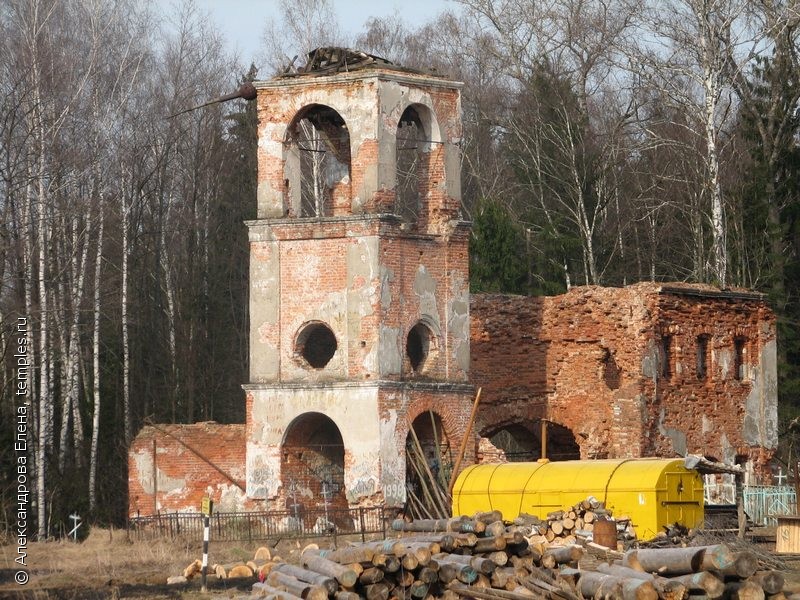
540 420 548 461
735 472 746 539
448 387 482 495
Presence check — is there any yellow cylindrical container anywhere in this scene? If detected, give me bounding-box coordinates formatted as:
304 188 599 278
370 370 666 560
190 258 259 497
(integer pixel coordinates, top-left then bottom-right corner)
451 458 704 540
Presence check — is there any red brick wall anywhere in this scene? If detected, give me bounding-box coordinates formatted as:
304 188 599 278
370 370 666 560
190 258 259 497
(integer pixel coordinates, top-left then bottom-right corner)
378 385 477 495
380 232 470 382
648 288 776 473
128 423 246 517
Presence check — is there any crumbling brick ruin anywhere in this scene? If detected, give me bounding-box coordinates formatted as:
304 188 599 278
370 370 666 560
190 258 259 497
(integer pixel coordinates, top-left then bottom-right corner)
128 423 246 515
471 284 777 478
128 50 778 517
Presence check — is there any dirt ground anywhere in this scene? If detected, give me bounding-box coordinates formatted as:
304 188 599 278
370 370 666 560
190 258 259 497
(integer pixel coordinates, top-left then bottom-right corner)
0 527 361 600
1 529 799 600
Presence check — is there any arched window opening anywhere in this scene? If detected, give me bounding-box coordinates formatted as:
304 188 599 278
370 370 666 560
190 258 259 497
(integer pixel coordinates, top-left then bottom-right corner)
406 322 433 373
540 420 581 460
395 106 427 225
282 412 347 517
287 105 351 217
296 322 337 368
660 335 672 380
405 411 452 519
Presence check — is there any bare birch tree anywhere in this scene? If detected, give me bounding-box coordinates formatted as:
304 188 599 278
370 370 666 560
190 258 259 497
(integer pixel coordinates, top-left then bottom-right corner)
628 0 757 286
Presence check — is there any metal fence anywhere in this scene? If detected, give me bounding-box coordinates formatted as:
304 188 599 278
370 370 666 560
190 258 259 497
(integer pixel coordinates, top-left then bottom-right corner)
129 506 387 542
742 485 797 526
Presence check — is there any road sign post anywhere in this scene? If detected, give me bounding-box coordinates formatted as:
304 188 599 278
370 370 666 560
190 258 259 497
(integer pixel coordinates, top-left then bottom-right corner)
200 497 214 592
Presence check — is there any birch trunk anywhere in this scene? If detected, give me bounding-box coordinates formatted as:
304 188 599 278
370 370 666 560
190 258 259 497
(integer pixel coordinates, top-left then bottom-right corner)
160 204 179 422
121 174 132 445
89 202 104 510
57 212 90 470
23 163 39 537
35 96 50 540
703 46 726 286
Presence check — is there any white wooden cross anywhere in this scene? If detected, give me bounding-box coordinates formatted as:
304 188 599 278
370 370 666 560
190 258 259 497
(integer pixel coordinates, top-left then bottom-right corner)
68 513 81 541
774 468 787 486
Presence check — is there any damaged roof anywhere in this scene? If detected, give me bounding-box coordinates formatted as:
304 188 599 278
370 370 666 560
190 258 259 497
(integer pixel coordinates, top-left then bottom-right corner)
277 47 437 78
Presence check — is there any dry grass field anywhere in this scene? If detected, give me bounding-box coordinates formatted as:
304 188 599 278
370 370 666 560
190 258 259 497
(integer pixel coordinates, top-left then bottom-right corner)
1 528 799 600
0 527 291 599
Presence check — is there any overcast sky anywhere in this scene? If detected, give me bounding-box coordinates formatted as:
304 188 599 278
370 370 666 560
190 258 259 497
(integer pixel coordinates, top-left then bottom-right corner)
191 0 457 69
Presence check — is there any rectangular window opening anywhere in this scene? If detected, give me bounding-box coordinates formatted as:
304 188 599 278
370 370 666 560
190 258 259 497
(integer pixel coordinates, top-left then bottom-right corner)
696 335 709 380
660 335 672 380
734 337 746 380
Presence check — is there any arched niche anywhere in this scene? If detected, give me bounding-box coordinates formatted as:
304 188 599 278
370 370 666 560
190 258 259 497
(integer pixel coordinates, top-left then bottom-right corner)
285 104 352 218
395 103 442 228
405 320 439 376
281 412 347 513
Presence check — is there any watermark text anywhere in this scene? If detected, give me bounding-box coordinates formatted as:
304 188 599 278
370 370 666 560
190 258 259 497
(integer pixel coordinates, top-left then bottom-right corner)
14 316 29 585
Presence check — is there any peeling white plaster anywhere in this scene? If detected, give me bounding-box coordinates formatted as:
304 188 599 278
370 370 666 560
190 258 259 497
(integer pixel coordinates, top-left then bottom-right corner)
380 407 406 505
132 450 186 495
743 339 778 449
658 406 687 457
414 265 440 329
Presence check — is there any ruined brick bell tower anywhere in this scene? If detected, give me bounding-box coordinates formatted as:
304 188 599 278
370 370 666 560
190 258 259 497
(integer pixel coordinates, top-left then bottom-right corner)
244 51 475 510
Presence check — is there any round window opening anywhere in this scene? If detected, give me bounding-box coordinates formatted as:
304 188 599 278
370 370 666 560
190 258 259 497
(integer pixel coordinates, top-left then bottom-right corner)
297 323 337 368
406 323 432 373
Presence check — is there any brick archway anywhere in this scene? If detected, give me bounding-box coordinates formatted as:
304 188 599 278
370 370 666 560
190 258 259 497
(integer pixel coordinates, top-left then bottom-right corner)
404 409 452 518
482 418 580 462
281 412 347 513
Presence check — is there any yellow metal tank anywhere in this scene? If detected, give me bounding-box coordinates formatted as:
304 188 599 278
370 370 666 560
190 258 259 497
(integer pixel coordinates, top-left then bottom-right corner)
451 458 704 540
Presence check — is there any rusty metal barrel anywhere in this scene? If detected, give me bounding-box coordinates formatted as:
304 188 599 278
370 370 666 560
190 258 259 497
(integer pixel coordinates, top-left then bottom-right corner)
593 518 617 549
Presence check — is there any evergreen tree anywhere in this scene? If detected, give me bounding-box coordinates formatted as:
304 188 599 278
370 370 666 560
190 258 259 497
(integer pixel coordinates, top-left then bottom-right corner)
469 199 528 294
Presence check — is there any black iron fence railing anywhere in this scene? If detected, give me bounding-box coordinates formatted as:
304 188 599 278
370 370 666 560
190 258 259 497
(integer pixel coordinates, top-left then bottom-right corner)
128 506 387 542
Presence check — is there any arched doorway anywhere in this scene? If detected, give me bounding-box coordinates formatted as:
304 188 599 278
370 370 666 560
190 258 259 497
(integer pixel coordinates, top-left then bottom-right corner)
281 412 347 520
489 424 540 462
487 420 581 462
405 411 452 519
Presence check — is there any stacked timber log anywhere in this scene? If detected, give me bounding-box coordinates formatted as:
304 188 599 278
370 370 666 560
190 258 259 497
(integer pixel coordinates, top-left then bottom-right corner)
512 498 636 548
239 514 791 600
169 511 792 599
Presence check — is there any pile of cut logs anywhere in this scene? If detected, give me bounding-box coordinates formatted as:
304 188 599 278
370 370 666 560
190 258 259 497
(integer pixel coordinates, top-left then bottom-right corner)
234 513 784 600
214 512 794 600
511 498 635 548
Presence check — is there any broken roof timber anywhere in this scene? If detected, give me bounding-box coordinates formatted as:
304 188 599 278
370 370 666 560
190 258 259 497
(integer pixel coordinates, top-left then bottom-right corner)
659 284 766 302
276 47 439 79
684 454 745 475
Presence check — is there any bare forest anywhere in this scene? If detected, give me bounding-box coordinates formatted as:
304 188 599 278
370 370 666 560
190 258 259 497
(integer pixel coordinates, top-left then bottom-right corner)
1 0 799 537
